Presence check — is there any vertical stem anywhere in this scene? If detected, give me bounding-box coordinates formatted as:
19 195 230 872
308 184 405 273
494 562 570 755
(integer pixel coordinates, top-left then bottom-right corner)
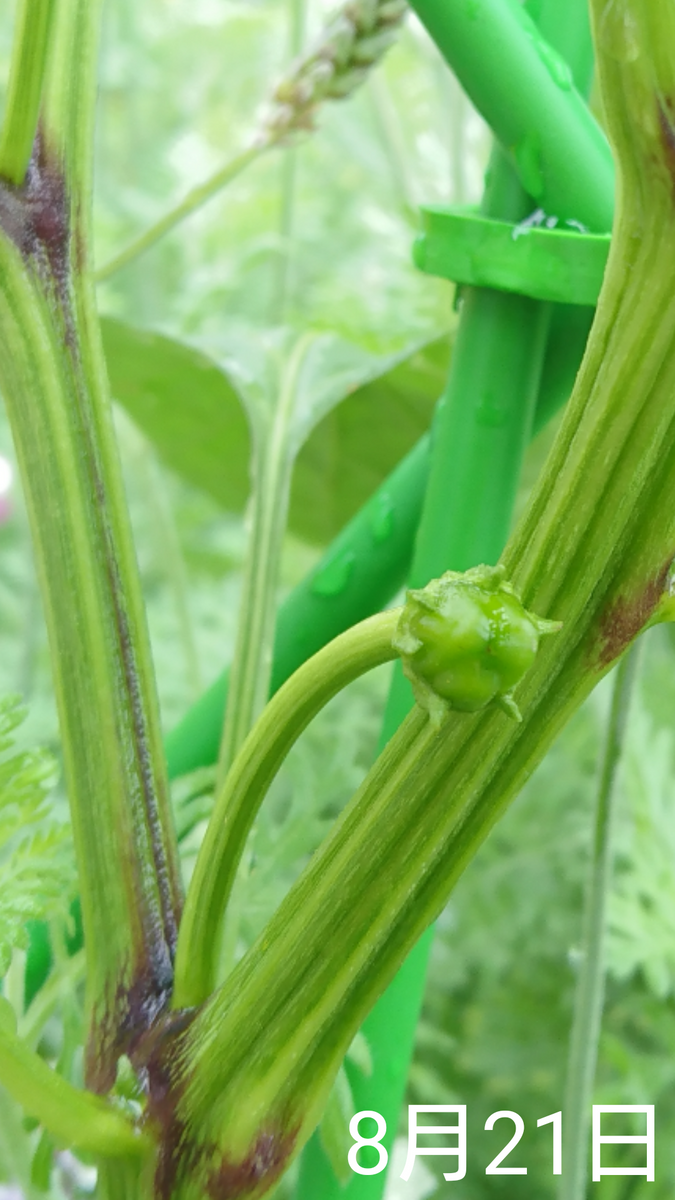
0 0 54 186
368 72 415 212
560 644 642 1200
0 1085 38 1199
275 152 300 322
218 334 315 783
0 0 182 1092
272 0 308 320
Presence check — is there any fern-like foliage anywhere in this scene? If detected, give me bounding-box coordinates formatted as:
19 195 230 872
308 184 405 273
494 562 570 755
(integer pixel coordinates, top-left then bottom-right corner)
0 694 75 978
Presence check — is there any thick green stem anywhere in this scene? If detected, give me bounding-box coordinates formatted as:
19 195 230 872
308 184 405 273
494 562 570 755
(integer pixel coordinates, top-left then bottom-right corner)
560 644 642 1200
174 608 400 1008
146 6 675 1195
0 0 181 1094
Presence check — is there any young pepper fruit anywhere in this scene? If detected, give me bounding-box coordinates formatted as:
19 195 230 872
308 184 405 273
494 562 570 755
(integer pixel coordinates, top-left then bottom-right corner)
393 564 562 728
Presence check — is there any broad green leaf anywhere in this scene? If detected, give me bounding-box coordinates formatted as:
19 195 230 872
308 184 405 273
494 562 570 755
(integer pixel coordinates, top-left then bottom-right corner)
101 317 251 518
102 316 449 545
290 334 449 544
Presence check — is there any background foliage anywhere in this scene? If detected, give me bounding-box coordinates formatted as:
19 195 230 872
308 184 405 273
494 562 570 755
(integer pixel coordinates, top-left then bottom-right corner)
0 0 675 1198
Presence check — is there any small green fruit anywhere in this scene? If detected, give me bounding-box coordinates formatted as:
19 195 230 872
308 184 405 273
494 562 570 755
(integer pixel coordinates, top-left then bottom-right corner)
393 564 561 728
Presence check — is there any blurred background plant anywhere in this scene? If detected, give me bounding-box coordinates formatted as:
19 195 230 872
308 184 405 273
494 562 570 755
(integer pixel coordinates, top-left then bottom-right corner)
0 0 674 1197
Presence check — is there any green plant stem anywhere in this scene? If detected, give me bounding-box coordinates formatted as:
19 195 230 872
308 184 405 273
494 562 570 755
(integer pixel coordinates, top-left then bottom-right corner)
19 949 86 1050
560 644 642 1200
0 0 54 186
175 608 399 1007
0 1084 39 1199
272 0 308 319
0 1014 148 1158
218 334 318 783
95 143 264 281
0 0 182 1095
409 0 613 231
368 71 416 214
97 1158 151 1200
298 7 596 1186
4 949 26 1021
169 432 429 779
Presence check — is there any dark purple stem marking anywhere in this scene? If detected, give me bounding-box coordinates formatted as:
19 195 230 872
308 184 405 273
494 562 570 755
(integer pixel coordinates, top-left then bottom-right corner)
596 559 672 668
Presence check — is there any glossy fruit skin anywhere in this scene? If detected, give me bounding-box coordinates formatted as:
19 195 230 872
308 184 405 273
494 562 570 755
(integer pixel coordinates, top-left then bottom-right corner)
393 564 561 726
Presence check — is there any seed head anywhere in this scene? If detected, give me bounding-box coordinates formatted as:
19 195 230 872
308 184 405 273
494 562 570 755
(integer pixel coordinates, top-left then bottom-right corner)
261 0 407 141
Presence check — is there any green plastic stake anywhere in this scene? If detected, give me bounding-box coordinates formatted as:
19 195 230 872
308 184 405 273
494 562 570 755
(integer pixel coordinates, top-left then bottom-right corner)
414 207 610 305
408 0 613 231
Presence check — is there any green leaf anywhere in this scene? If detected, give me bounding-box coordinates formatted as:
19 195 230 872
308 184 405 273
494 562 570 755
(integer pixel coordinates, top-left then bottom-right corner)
101 316 251 521
102 316 449 545
0 696 75 980
289 334 449 545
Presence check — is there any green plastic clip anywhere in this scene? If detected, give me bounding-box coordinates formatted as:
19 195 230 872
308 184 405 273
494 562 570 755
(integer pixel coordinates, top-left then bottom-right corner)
413 205 611 306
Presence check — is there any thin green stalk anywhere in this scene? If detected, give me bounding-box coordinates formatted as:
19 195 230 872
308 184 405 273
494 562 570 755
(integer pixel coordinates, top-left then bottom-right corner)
166 434 430 780
158 226 675 1193
0 1001 148 1159
218 333 317 783
174 608 400 1008
272 0 308 319
19 949 86 1050
95 144 263 282
560 644 642 1200
368 71 416 213
0 1083 39 1200
215 0 312 805
0 0 54 186
4 949 26 1021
